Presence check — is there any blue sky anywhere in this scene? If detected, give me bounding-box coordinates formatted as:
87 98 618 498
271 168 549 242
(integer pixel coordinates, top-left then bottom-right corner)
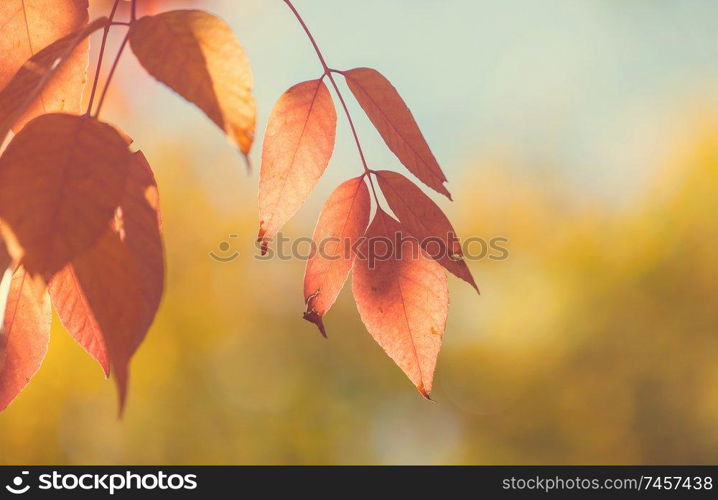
115 0 718 212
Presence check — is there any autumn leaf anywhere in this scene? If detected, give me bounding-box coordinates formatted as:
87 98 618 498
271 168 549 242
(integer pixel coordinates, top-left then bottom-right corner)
129 9 257 158
0 0 90 132
343 68 450 199
376 170 478 292
70 230 143 412
352 209 448 398
0 0 464 412
303 176 370 337
258 78 337 253
0 266 51 411
115 151 164 344
0 239 11 275
0 17 106 147
49 151 164 404
49 265 109 375
0 113 133 281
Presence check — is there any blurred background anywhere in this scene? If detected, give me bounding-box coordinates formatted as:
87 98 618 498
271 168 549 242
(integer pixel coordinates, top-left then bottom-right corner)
2 0 718 464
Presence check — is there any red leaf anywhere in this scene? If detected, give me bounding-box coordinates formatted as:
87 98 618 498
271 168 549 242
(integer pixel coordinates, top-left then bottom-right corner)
352 209 448 398
376 170 478 292
70 230 143 413
0 17 106 145
129 10 257 158
49 151 164 408
0 266 51 411
117 152 164 344
0 113 133 282
258 78 337 253
49 265 109 375
0 0 90 131
303 176 370 336
343 68 450 199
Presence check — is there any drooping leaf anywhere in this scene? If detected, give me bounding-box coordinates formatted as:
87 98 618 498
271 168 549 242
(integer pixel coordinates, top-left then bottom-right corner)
0 113 132 281
0 16 106 145
70 230 143 413
352 209 448 398
376 170 478 292
0 266 51 411
258 78 337 253
49 265 109 375
0 0 90 132
343 68 450 199
129 10 257 158
115 152 164 344
303 176 370 336
49 151 164 403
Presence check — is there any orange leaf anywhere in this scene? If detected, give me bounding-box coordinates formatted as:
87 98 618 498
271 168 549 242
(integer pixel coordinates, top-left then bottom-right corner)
0 239 11 275
0 113 132 281
376 170 478 292
70 230 143 413
258 78 337 253
303 176 370 337
129 10 257 158
0 16 106 145
0 0 90 131
49 265 109 375
49 151 164 406
352 209 448 398
343 68 450 199
0 266 51 411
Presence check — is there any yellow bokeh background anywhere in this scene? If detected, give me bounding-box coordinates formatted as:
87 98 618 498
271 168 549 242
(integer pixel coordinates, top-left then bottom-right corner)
2 0 718 464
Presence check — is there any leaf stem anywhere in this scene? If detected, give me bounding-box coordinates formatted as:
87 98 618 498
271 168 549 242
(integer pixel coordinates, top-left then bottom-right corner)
283 0 381 204
86 0 122 115
93 30 130 118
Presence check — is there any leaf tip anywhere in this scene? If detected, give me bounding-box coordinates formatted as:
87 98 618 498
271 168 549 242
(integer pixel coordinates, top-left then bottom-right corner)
242 153 252 176
113 365 129 419
303 309 327 338
256 224 269 256
417 383 433 401
466 274 480 294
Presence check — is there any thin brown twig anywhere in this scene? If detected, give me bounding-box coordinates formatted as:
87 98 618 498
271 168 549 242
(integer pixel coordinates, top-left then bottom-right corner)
283 0 381 205
86 0 122 114
93 30 130 118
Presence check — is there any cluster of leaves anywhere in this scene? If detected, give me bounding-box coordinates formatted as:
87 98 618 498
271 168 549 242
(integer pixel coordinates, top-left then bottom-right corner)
0 0 475 412
261 2 478 399
0 0 256 413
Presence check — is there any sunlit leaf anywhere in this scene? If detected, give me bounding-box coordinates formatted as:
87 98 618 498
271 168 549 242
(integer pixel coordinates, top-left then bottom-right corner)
376 170 478 291
0 17 107 149
303 176 370 336
129 9 256 158
0 0 90 132
0 113 132 281
0 267 51 411
49 265 109 375
49 151 164 407
258 78 337 253
343 68 450 199
352 209 448 398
